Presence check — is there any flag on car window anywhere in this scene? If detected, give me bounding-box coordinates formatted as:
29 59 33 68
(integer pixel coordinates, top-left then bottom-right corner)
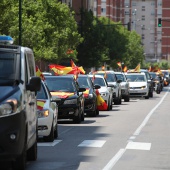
36 66 45 81
96 89 108 111
37 100 46 110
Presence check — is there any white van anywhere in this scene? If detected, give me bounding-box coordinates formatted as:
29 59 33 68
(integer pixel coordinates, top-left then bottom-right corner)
0 36 41 170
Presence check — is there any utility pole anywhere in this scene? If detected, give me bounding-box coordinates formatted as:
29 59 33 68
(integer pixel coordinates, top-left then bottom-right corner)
19 0 22 45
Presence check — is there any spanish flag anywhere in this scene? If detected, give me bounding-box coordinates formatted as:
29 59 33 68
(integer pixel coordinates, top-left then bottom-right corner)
117 62 122 68
36 65 45 81
123 66 128 72
96 89 108 111
37 100 46 110
49 64 85 76
134 63 140 72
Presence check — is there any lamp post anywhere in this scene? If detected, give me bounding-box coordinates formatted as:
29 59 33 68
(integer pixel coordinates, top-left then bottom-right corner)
132 9 137 30
19 0 22 45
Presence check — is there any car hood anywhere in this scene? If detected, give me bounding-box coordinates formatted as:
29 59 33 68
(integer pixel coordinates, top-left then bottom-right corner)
129 82 147 87
98 86 108 93
0 86 21 103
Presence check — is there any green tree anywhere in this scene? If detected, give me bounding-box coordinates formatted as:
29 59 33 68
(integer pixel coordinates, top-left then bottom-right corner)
0 0 82 63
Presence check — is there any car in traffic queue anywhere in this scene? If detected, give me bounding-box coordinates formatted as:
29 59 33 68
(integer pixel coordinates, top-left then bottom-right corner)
161 70 170 86
140 69 154 97
149 72 162 94
44 75 86 123
88 74 113 110
37 81 60 142
125 72 150 99
114 72 130 102
89 70 122 105
77 75 101 117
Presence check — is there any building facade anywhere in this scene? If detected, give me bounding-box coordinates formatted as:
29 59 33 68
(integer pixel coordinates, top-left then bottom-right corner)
93 0 170 62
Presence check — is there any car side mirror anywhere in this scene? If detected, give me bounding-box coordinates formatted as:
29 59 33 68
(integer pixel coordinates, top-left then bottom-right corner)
26 76 41 92
79 87 86 92
117 79 122 83
94 84 101 89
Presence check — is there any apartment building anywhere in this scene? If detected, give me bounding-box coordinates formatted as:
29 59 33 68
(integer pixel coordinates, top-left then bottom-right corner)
62 0 170 62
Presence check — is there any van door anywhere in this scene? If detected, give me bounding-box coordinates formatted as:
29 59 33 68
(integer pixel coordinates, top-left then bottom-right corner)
24 51 37 144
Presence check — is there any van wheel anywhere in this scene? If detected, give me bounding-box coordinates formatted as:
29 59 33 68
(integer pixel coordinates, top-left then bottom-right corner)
13 136 27 170
27 139 37 161
124 96 130 102
44 123 54 142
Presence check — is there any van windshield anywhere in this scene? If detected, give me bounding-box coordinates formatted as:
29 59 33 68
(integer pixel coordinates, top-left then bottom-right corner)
0 52 17 85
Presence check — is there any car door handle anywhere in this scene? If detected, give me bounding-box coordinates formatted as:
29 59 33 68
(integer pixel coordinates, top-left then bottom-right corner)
29 102 35 106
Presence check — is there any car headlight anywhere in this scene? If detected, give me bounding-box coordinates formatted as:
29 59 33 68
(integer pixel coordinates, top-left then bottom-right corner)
141 86 146 89
0 99 17 116
37 109 49 118
64 99 77 104
100 92 108 97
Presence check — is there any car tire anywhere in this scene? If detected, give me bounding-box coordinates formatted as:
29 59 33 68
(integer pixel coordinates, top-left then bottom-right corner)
54 124 58 139
27 138 37 161
81 109 85 121
145 93 150 99
73 107 81 123
124 96 130 102
44 123 54 142
149 91 153 97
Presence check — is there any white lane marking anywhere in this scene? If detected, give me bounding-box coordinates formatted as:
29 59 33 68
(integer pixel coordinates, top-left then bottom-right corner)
103 149 126 170
38 140 62 146
78 140 106 147
126 142 151 150
103 88 170 169
133 90 169 136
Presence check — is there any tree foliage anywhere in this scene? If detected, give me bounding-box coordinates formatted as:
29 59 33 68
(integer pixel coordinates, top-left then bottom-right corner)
0 0 82 63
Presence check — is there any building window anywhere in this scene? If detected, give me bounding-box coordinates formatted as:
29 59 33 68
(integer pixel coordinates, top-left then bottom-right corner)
101 8 106 13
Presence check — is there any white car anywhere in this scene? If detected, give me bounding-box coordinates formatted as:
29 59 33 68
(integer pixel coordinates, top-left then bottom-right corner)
125 72 150 99
37 81 60 142
90 71 122 105
89 75 113 110
115 72 130 102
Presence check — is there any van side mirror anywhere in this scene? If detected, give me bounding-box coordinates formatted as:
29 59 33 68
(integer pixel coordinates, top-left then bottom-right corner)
26 77 41 91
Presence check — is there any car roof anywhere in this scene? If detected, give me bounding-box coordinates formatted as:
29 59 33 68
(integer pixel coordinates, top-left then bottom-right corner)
45 75 75 79
125 72 145 75
88 74 105 78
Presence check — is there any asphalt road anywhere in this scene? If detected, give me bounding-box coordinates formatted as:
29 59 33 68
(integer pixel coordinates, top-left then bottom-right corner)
6 86 170 170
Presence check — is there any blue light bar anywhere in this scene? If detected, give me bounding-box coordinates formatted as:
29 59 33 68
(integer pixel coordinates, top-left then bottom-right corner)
0 35 13 45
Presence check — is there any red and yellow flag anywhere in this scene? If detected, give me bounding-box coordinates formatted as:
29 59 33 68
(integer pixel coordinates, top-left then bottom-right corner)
123 66 128 72
133 63 140 72
117 62 122 68
37 100 46 110
50 92 74 99
36 65 45 81
70 59 76 68
96 89 108 111
49 64 85 76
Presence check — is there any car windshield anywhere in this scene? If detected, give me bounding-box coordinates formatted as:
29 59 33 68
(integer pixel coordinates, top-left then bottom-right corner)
116 74 126 82
45 77 76 92
91 77 106 86
126 74 146 82
150 73 157 79
37 83 48 99
95 73 116 82
77 77 90 88
0 52 17 85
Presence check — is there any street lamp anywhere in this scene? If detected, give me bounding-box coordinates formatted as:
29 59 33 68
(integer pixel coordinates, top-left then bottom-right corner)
132 9 137 30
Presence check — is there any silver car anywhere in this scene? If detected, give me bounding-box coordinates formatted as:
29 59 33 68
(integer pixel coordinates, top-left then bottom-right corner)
115 72 130 102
